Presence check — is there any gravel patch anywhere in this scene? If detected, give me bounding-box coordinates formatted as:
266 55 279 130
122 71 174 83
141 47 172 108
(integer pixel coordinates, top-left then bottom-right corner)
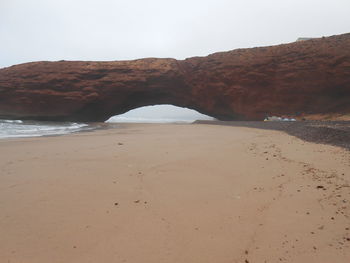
194 120 350 151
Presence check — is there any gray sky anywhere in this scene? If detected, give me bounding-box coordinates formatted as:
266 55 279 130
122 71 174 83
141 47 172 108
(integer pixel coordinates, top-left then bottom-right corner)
1 0 350 68
106 105 214 122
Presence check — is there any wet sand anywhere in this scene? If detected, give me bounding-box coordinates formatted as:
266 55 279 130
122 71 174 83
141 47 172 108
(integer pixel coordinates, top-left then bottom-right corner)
0 123 349 263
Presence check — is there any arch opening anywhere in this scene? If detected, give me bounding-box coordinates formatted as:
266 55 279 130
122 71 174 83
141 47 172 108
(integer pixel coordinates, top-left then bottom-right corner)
106 104 215 123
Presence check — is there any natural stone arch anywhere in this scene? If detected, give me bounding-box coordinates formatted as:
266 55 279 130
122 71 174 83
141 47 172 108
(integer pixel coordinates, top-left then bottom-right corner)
0 33 350 122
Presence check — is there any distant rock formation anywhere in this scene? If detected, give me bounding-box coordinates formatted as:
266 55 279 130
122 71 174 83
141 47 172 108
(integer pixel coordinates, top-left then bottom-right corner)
0 33 350 122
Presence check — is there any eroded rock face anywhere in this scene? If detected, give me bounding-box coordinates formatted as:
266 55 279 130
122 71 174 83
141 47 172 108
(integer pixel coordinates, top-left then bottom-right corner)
1 33 350 121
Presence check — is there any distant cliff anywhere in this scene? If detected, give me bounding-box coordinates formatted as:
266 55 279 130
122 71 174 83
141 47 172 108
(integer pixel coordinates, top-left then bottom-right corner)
0 33 349 121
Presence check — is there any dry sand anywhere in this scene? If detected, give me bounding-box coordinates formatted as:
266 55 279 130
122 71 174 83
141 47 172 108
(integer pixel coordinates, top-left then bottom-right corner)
0 123 349 263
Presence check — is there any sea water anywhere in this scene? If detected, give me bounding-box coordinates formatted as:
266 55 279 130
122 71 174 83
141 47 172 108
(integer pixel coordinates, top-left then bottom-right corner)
0 105 214 139
0 119 91 139
106 116 201 123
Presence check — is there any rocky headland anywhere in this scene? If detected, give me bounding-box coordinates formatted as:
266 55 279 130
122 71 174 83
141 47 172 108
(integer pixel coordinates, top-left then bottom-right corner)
0 33 349 122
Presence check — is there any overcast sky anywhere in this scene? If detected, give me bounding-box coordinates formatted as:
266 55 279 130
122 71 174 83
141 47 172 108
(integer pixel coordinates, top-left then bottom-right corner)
106 105 214 122
1 0 349 69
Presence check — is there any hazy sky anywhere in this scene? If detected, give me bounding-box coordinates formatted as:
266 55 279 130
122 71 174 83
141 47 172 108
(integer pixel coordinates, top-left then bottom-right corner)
1 0 350 68
107 105 214 122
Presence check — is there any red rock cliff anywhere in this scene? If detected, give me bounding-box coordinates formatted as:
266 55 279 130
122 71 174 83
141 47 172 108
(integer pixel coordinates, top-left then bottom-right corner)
0 33 350 121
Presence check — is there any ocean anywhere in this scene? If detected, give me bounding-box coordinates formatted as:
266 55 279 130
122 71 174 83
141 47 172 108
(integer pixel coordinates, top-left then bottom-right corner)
106 116 203 123
0 117 204 139
0 119 92 139
0 105 214 139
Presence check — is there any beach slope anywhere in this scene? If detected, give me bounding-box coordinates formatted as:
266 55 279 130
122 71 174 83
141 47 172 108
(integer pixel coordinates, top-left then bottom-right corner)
0 124 349 262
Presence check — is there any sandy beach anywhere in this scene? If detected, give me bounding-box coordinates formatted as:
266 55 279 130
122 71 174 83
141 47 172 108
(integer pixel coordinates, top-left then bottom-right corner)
0 123 349 263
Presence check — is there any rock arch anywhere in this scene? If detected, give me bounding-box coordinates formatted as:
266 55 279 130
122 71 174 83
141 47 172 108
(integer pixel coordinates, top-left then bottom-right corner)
0 33 350 121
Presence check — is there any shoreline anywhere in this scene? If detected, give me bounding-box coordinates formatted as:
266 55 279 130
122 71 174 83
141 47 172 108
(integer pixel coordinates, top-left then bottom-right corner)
2 120 349 151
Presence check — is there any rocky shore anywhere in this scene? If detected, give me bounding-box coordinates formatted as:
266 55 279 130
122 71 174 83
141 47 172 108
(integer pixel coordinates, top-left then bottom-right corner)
195 120 350 150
